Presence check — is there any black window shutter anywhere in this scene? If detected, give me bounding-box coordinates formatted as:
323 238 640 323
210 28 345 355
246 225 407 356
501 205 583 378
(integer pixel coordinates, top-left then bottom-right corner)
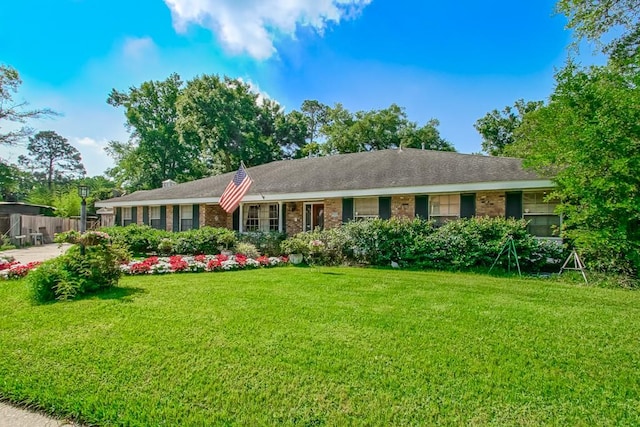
192 204 200 229
115 207 122 226
160 206 167 230
460 194 476 218
415 195 428 219
173 205 180 231
379 197 391 220
342 198 354 223
143 206 149 225
232 208 240 231
131 207 137 225
282 203 287 233
505 192 523 219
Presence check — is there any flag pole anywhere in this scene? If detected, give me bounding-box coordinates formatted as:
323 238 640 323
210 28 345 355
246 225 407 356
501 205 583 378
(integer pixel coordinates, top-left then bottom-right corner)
240 161 264 200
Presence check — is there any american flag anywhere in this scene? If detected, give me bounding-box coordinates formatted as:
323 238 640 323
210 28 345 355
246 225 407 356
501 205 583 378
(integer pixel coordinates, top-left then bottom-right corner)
219 164 253 213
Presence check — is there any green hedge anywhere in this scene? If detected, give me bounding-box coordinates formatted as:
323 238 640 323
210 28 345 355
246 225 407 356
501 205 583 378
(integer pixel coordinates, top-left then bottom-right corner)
281 217 565 272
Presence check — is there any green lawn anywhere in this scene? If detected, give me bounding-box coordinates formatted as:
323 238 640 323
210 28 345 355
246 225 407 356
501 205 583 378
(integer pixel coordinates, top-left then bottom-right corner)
1 268 639 426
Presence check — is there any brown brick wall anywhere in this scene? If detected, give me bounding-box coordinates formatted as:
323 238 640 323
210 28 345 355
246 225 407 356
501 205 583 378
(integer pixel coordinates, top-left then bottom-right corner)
166 204 174 231
391 195 415 219
205 205 229 228
475 191 506 217
324 198 343 230
286 201 303 235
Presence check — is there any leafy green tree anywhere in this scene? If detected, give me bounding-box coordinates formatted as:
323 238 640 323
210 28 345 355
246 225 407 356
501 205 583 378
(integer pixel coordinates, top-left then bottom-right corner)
107 73 205 190
300 100 328 146
19 130 85 189
474 99 543 156
509 62 640 277
0 64 56 146
401 119 456 152
557 0 640 66
322 103 454 154
177 75 282 172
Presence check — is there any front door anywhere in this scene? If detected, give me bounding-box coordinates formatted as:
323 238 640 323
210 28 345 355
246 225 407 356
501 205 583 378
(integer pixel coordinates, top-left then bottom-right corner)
304 203 324 231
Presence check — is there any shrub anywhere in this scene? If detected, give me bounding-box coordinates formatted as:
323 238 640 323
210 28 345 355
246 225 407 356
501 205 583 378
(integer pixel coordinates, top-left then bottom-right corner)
235 242 260 259
239 231 287 256
101 225 169 255
28 236 129 303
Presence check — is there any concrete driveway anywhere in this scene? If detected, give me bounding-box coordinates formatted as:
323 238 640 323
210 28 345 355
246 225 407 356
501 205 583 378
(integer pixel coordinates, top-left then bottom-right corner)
1 243 72 264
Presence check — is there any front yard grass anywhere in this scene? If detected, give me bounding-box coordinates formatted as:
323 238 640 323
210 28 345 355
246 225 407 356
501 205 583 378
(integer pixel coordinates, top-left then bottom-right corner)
1 267 639 425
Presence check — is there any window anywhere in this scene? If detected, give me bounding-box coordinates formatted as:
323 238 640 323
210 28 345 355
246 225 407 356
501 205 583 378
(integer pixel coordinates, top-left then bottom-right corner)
354 198 378 220
429 194 460 224
180 205 193 231
150 206 162 229
243 203 280 232
269 204 279 232
523 192 560 237
122 207 133 226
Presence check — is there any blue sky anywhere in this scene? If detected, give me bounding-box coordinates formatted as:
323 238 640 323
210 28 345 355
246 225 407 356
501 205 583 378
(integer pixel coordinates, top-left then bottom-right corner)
2 0 575 176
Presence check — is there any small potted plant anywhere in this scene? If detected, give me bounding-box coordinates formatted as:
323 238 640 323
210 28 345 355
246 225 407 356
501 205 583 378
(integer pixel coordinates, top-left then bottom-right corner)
280 237 308 264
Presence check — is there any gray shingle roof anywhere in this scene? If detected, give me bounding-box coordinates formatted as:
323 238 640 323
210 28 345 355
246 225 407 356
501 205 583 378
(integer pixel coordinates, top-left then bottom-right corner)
98 148 544 204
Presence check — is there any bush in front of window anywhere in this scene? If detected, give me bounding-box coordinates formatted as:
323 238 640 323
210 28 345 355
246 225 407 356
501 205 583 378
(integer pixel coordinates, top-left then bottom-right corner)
282 217 565 272
239 231 287 256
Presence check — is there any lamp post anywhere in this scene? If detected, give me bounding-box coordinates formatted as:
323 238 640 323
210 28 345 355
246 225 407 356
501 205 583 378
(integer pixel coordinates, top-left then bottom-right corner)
78 185 89 233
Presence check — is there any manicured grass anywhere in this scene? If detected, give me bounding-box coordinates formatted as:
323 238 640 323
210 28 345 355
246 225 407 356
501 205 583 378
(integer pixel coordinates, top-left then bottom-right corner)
1 268 639 425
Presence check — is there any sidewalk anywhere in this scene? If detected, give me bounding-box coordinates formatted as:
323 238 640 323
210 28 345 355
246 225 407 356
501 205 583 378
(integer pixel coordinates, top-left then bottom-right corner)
1 243 72 264
0 402 76 427
1 244 77 426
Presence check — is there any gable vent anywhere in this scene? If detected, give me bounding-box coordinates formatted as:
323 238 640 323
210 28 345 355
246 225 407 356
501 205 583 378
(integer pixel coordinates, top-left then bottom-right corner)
162 179 177 188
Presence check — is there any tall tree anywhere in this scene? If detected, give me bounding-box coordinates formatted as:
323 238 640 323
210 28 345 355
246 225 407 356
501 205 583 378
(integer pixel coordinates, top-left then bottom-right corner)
177 75 280 172
107 73 204 190
19 130 85 189
509 62 640 277
322 103 455 154
300 100 328 146
0 64 56 146
474 99 543 156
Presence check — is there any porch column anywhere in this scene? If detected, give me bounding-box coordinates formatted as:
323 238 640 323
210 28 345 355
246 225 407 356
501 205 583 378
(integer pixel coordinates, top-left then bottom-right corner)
238 203 243 233
278 201 283 232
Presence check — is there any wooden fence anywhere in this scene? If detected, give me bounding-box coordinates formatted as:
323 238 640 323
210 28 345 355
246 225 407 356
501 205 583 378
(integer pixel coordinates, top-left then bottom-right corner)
1 214 99 245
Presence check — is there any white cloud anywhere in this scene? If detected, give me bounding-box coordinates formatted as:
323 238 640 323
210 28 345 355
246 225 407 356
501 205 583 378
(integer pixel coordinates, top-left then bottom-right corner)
237 77 273 105
163 0 372 60
122 36 157 61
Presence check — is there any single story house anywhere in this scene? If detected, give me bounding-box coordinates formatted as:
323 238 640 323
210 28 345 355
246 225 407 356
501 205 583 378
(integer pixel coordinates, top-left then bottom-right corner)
95 148 560 238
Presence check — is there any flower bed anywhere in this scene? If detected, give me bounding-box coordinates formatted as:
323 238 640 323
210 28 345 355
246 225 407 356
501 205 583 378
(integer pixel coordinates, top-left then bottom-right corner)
0 256 41 280
120 254 289 275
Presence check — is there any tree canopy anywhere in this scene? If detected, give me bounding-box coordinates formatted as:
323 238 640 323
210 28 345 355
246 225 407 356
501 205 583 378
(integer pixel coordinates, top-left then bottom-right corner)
107 73 205 190
0 64 56 146
19 130 86 189
509 62 640 276
474 99 543 156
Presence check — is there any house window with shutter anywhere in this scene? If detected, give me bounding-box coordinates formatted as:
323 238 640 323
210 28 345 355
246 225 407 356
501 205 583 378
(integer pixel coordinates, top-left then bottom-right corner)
180 205 193 231
122 207 133 226
243 203 279 232
523 192 560 238
354 197 378 220
429 194 460 225
150 206 162 229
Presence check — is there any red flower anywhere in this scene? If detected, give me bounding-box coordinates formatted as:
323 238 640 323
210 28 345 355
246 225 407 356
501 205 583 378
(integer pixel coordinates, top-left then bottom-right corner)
256 256 270 266
130 263 152 274
194 254 207 263
215 254 229 263
166 255 188 271
207 259 220 270
235 254 247 266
